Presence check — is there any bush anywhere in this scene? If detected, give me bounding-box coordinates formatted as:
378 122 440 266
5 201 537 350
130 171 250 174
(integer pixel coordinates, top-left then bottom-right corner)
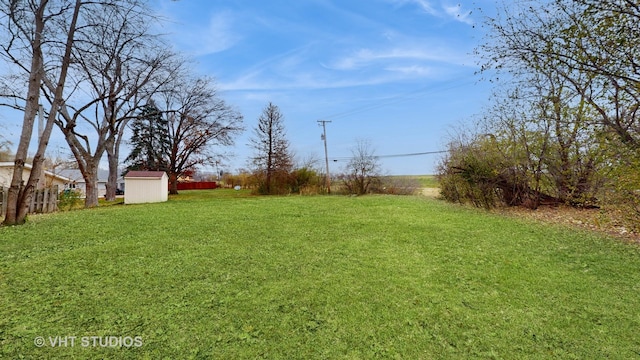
335 172 379 196
598 148 640 232
437 141 501 209
290 167 325 195
58 189 82 211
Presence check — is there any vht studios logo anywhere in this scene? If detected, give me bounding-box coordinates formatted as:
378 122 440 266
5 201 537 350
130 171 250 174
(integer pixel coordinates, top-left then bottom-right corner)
34 336 143 348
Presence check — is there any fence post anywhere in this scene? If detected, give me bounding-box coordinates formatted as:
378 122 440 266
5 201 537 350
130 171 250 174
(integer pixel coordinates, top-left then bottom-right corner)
36 188 42 213
3 185 61 216
50 185 58 212
29 189 35 213
43 187 50 213
0 187 6 218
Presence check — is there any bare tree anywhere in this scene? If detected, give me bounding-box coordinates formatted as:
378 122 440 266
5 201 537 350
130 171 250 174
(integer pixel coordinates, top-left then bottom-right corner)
480 0 640 150
1 0 82 225
341 139 381 195
43 0 174 207
438 65 605 209
484 76 603 207
155 75 244 194
249 102 293 194
102 51 181 201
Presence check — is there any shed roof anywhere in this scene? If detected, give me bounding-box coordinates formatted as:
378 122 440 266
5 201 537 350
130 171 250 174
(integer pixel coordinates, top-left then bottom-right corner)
124 171 166 179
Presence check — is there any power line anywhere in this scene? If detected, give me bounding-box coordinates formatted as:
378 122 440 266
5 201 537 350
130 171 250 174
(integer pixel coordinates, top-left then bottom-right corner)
331 150 447 162
320 76 476 121
376 150 448 158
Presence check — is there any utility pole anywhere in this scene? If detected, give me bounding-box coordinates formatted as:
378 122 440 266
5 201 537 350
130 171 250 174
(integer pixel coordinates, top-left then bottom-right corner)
318 120 331 194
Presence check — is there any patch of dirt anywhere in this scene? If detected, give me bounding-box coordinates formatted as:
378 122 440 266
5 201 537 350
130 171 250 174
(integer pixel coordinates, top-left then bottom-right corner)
420 187 639 244
421 187 440 198
493 205 640 244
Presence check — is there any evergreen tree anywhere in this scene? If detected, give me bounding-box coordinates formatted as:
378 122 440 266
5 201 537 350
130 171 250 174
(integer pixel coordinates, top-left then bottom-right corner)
125 103 170 172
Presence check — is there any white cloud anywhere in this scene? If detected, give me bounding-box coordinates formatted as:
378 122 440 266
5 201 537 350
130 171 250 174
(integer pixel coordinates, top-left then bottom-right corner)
168 11 241 56
385 65 434 76
388 0 475 25
219 69 399 92
325 46 466 71
218 44 460 92
392 0 437 15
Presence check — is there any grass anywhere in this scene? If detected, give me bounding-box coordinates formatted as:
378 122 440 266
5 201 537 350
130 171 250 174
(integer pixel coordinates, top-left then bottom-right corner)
414 175 439 188
1 189 640 359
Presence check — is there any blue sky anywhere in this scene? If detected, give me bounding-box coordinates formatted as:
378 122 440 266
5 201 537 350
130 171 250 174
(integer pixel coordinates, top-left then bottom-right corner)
2 0 498 175
151 0 498 175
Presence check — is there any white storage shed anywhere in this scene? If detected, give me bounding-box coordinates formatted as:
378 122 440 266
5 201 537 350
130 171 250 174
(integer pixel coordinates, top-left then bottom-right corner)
124 171 168 204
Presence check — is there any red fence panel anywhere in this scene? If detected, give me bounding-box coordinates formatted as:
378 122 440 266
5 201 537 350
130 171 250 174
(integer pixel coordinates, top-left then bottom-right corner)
176 181 217 190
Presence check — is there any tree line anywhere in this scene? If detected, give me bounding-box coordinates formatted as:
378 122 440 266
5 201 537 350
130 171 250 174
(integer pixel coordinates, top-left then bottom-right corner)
0 0 243 225
246 105 416 196
0 0 394 228
438 0 640 229
1 1 498 226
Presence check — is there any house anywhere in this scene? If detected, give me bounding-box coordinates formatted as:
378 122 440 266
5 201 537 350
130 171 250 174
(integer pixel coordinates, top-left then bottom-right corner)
178 169 195 183
124 171 168 204
0 162 73 190
58 168 125 198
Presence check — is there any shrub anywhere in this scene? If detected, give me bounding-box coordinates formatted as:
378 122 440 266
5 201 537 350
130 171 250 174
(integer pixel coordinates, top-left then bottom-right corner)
437 141 501 209
290 167 324 195
58 189 82 211
598 147 640 232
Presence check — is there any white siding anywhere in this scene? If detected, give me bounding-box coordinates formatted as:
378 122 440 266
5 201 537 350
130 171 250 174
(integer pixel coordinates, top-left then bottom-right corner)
0 163 70 190
0 167 14 187
0 166 30 187
124 173 168 204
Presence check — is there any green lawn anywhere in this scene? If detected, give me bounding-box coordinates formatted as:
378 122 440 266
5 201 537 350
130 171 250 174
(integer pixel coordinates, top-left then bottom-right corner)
1 190 639 359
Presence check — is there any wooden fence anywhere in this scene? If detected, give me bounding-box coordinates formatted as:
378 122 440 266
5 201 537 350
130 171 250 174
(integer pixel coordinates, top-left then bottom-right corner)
0 185 59 217
0 187 6 218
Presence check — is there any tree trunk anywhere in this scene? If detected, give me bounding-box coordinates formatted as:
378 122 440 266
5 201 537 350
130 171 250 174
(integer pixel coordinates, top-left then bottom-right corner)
19 86 66 222
5 0 83 225
105 136 117 201
16 117 58 222
169 172 179 195
5 80 42 225
82 162 100 208
2 1 46 226
105 152 117 201
4 112 37 226
105 120 129 201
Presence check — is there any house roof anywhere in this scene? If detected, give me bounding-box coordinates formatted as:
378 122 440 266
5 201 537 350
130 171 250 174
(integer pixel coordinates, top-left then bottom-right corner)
0 162 74 183
58 168 124 183
57 169 84 182
124 171 166 179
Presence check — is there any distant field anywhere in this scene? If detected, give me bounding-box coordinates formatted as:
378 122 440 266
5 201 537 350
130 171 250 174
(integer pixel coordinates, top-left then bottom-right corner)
412 174 439 187
384 175 439 188
1 190 639 358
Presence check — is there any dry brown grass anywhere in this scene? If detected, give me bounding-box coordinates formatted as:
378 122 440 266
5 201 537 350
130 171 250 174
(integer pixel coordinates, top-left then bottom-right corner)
421 187 639 244
493 204 640 244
